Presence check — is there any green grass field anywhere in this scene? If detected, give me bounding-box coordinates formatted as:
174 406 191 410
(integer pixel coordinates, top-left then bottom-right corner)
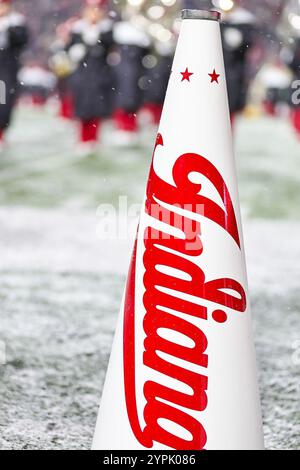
0 105 299 449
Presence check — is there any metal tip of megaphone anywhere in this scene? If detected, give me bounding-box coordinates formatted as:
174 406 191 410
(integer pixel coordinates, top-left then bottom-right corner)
181 9 221 21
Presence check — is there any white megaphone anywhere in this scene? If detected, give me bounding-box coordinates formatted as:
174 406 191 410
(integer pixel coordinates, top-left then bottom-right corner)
93 9 264 450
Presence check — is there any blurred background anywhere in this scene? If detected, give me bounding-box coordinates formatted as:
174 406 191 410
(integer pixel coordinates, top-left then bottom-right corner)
0 0 299 450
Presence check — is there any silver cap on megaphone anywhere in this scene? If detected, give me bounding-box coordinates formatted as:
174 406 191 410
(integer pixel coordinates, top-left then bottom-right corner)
182 9 221 21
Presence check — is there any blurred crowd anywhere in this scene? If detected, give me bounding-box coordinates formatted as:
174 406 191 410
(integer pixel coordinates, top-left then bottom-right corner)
0 0 300 153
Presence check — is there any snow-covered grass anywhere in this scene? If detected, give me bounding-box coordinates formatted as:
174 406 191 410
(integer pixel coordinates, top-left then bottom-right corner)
0 106 299 449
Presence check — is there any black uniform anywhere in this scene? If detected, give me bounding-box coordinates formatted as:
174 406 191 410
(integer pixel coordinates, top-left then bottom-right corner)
112 21 150 114
290 38 300 81
142 49 173 111
68 18 114 121
113 44 148 114
0 12 28 130
221 8 255 114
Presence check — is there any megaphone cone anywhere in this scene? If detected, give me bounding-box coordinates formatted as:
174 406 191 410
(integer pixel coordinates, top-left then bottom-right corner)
93 9 264 451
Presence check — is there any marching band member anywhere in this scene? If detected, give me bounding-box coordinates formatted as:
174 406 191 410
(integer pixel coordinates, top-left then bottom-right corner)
221 1 256 126
50 18 78 121
0 0 28 146
141 38 175 126
255 58 292 117
67 0 113 151
112 8 150 144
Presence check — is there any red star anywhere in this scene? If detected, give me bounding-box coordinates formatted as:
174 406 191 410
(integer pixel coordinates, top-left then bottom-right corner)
181 68 194 82
209 69 220 84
